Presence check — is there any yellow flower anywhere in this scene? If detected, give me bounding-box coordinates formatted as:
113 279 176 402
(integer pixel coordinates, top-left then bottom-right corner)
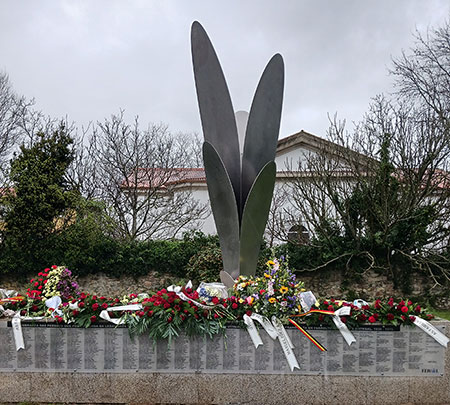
269 297 276 304
239 298 244 304
264 273 271 279
280 286 288 294
266 260 275 266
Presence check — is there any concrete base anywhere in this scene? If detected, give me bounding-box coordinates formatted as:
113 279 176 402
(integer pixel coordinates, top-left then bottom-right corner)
0 371 449 404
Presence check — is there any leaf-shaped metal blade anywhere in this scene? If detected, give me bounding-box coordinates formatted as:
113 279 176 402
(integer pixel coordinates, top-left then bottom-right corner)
241 54 284 214
203 141 240 277
240 161 276 277
191 21 241 209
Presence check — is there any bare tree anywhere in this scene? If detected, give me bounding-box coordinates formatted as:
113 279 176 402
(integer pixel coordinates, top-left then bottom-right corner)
90 112 208 240
0 73 32 181
283 95 450 289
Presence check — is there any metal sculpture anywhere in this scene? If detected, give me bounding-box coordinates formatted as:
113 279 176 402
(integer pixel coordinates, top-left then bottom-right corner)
191 21 284 285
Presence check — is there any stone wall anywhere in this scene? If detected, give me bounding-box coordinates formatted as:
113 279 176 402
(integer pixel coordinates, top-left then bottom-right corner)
0 321 449 405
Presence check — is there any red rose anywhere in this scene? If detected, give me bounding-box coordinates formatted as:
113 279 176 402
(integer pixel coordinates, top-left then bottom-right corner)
245 310 252 317
78 302 85 308
92 295 97 300
232 303 238 310
414 305 421 313
101 303 108 309
163 303 170 309
56 316 63 323
92 303 99 311
212 297 220 305
20 310 26 316
374 300 381 309
72 310 79 316
148 310 153 316
167 316 173 323
358 314 367 322
409 316 416 322
323 301 329 305
214 313 220 319
174 305 181 312
31 305 38 311
137 311 145 317
222 302 228 308
401 315 407 321
368 316 376 323
401 306 408 313
34 282 39 287
398 300 405 306
51 265 57 269
340 316 347 323
327 305 334 311
194 314 199 319
387 313 395 320
90 315 97 322
407 300 412 306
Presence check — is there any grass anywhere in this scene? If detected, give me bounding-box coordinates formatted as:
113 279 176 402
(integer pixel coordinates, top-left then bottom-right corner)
430 309 450 321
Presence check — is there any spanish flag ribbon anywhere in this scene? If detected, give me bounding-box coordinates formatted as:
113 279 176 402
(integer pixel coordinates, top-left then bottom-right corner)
0 296 25 304
288 318 327 352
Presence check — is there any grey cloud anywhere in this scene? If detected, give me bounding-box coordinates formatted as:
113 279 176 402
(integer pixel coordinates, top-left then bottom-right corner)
0 0 449 139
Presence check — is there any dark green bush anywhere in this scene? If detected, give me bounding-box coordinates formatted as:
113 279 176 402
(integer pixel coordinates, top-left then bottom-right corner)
185 244 223 283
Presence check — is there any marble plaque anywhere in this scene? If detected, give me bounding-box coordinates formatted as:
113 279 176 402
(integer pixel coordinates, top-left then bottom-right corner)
0 321 446 376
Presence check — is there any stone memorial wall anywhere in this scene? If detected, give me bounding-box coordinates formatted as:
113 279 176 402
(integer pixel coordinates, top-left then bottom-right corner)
0 321 445 376
0 320 449 404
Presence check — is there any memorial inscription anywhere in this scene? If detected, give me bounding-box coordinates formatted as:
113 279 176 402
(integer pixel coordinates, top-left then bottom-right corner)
0 322 445 376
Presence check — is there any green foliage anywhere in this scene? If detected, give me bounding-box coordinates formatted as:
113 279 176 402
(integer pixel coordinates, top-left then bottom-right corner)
186 244 223 283
4 127 75 243
0 126 76 275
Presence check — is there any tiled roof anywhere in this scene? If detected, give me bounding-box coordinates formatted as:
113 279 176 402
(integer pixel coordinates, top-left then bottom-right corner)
122 167 206 189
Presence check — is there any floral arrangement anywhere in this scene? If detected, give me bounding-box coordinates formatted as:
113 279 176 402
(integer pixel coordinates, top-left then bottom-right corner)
27 265 80 300
232 258 305 321
0 262 437 343
303 297 434 328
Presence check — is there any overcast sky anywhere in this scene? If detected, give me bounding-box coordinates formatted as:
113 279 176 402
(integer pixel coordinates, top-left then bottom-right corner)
1 1 449 140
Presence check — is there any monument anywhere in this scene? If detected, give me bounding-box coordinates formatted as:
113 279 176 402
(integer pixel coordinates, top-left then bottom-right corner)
191 21 283 285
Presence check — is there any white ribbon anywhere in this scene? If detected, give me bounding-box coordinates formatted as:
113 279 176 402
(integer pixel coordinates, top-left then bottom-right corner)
12 313 24 351
0 288 18 299
99 303 143 325
69 301 79 310
99 310 125 325
352 299 369 309
332 306 356 346
45 296 63 317
243 314 263 348
271 316 300 371
413 317 449 347
106 304 142 312
250 313 278 340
